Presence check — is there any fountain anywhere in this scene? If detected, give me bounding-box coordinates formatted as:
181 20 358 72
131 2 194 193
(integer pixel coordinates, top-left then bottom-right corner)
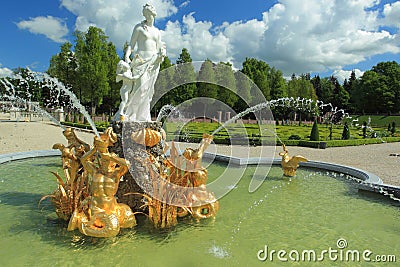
1 3 399 265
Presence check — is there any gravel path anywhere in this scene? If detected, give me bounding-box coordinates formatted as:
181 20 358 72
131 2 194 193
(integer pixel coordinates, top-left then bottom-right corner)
1 120 399 186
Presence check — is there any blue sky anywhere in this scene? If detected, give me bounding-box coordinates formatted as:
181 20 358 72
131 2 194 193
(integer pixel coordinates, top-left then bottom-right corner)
1 0 399 83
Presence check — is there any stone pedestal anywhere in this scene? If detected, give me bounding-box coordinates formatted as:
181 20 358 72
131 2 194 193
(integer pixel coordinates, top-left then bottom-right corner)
217 111 222 123
54 108 65 122
110 121 165 212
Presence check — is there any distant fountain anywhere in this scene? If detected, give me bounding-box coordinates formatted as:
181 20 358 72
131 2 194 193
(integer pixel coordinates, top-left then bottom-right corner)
0 79 66 129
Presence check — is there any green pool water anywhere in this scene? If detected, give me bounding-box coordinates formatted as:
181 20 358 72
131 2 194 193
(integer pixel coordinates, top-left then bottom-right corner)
0 157 399 266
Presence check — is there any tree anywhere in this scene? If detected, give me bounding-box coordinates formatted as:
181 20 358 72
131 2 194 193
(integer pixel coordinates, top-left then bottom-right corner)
153 56 175 114
196 59 218 115
241 58 271 101
73 27 113 115
234 70 252 111
48 42 78 93
98 42 121 115
215 62 237 109
311 75 322 100
170 48 196 105
310 120 320 141
268 67 287 99
329 76 349 110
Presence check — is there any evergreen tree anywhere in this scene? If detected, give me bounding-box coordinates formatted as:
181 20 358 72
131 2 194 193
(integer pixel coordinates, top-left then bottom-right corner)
310 120 320 141
341 122 350 140
311 75 322 100
391 122 396 136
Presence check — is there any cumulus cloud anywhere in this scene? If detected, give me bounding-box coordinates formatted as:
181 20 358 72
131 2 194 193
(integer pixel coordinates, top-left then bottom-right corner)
332 69 364 84
0 64 13 78
162 0 399 75
257 0 399 74
55 0 399 75
383 1 400 28
60 0 177 49
162 13 231 62
16 16 69 43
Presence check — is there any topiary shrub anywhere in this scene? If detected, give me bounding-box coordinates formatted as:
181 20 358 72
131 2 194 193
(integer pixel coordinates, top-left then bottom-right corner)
288 134 301 140
310 120 319 141
391 122 396 136
362 121 367 138
341 122 350 140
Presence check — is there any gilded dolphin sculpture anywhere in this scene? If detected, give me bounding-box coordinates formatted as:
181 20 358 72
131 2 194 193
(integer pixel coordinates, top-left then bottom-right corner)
279 144 308 177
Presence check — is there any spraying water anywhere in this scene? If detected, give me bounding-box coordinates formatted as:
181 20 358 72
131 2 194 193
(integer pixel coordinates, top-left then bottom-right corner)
156 104 176 122
0 79 66 130
1 69 100 137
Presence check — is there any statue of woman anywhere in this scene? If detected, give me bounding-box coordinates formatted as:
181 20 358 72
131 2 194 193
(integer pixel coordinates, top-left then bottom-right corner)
123 3 166 121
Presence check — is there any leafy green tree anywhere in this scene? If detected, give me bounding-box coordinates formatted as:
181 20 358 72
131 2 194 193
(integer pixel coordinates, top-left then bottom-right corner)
241 58 271 101
287 74 317 100
234 70 252 111
153 56 175 114
73 27 112 115
48 42 78 94
268 67 287 99
195 59 218 116
170 48 196 105
353 61 400 114
98 42 121 115
215 62 237 109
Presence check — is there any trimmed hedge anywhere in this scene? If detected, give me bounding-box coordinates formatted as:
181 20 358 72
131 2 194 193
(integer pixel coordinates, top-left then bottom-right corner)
61 121 108 132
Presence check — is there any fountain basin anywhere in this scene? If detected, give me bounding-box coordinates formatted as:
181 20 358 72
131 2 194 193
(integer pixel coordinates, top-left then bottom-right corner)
0 150 399 266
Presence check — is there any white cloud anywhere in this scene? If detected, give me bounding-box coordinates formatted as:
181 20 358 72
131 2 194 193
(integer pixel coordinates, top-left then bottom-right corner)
162 13 231 62
0 64 13 78
383 1 400 28
16 16 68 43
56 0 399 75
179 1 190 8
60 0 178 49
162 0 399 75
332 69 364 84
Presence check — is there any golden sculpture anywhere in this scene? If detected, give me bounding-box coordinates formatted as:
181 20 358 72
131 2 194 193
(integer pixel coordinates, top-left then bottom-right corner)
67 127 136 237
279 144 308 177
131 128 162 147
44 128 90 221
178 134 219 220
47 125 219 235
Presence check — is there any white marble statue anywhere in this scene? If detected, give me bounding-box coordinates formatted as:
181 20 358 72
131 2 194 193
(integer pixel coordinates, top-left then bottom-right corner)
115 60 134 119
120 3 166 122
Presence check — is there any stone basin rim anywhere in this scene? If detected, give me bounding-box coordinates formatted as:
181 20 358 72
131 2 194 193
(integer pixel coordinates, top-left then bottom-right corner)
0 149 398 200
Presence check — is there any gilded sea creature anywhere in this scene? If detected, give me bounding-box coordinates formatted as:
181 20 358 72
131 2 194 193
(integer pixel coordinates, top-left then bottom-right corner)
131 128 162 147
279 144 308 177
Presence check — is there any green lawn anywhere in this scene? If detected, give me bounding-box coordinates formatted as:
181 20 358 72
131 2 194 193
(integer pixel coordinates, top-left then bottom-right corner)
352 115 400 128
62 118 400 148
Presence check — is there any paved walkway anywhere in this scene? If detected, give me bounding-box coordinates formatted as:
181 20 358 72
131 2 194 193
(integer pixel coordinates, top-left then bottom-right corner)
1 120 399 186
